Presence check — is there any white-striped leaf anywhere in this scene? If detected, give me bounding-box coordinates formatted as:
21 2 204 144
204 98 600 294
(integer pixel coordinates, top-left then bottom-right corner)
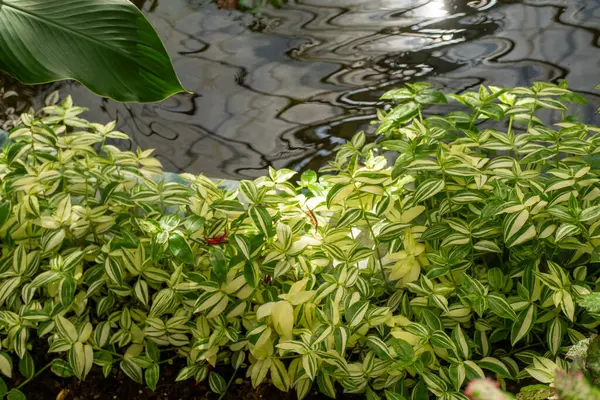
168 232 194 264
58 277 75 306
478 357 512 378
249 206 273 237
316 373 336 399
503 209 535 247
142 267 171 283
29 271 60 288
337 209 363 228
251 358 271 388
104 257 123 285
145 364 159 391
326 183 355 209
554 223 580 242
270 358 290 392
0 353 12 378
441 233 470 247
175 365 200 382
12 246 26 276
239 180 259 204
430 331 457 355
149 288 175 317
120 359 143 384
355 171 389 184
41 229 65 254
546 179 575 192
346 301 369 328
94 321 111 348
547 317 565 356
464 360 485 380
366 336 392 360
334 326 349 355
13 328 28 359
422 372 448 396
511 305 537 345
18 352 34 379
194 291 226 314
232 351 245 370
209 371 227 395
302 353 318 381
413 179 445 204
51 358 73 378
452 326 470 360
134 280 150 306
56 316 78 343
487 294 517 321
316 350 349 375
20 284 36 306
386 391 408 400
232 235 251 260
378 223 410 242
0 277 21 307
449 363 466 390
473 240 502 253
295 378 312 400
68 342 85 379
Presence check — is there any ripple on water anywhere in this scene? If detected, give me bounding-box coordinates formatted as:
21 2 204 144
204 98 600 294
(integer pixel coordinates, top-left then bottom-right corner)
26 0 600 179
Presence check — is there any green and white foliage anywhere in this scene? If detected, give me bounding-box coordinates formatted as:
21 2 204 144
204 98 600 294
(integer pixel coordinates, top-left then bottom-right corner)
0 83 599 399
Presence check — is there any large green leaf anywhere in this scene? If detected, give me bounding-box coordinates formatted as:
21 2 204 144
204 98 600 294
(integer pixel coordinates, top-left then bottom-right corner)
0 0 184 102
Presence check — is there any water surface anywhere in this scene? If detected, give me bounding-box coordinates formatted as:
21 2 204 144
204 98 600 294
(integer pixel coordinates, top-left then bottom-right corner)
51 0 600 179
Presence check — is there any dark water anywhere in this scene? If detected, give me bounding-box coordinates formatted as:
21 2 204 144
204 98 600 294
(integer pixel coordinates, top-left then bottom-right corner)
48 0 600 179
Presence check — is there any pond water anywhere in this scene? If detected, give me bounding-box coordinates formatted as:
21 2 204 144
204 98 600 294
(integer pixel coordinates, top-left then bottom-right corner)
45 0 600 179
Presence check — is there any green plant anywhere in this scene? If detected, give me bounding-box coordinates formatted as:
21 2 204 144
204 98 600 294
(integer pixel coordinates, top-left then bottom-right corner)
465 372 600 400
465 335 600 400
0 87 28 132
0 82 600 399
0 0 184 103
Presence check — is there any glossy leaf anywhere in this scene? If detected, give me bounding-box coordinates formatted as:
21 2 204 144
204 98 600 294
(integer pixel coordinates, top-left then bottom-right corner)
0 0 184 102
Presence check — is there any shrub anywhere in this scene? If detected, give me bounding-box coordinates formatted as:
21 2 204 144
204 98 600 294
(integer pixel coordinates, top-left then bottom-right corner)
465 334 600 400
0 82 599 399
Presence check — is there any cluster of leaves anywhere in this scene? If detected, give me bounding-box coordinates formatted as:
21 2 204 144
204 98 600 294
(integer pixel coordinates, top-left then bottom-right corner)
0 88 26 132
0 82 600 400
465 334 600 400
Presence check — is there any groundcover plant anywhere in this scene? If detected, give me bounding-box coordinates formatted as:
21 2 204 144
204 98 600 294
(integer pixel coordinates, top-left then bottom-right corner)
0 82 599 400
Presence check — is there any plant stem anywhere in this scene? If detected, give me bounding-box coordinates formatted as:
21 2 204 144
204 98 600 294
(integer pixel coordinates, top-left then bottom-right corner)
468 107 480 131
95 348 124 360
507 342 539 356
442 171 452 217
218 368 239 400
507 116 520 160
354 183 389 287
16 361 52 390
158 356 178 365
527 96 537 131
556 136 560 168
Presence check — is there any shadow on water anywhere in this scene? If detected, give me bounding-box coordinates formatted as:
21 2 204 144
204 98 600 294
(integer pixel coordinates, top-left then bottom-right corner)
21 0 600 179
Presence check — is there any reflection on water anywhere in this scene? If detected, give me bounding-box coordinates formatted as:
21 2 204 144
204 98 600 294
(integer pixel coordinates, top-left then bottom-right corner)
48 0 600 179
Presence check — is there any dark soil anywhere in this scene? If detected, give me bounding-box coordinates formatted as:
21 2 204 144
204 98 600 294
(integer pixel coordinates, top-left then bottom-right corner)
17 362 345 400
12 341 343 400
11 339 539 399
